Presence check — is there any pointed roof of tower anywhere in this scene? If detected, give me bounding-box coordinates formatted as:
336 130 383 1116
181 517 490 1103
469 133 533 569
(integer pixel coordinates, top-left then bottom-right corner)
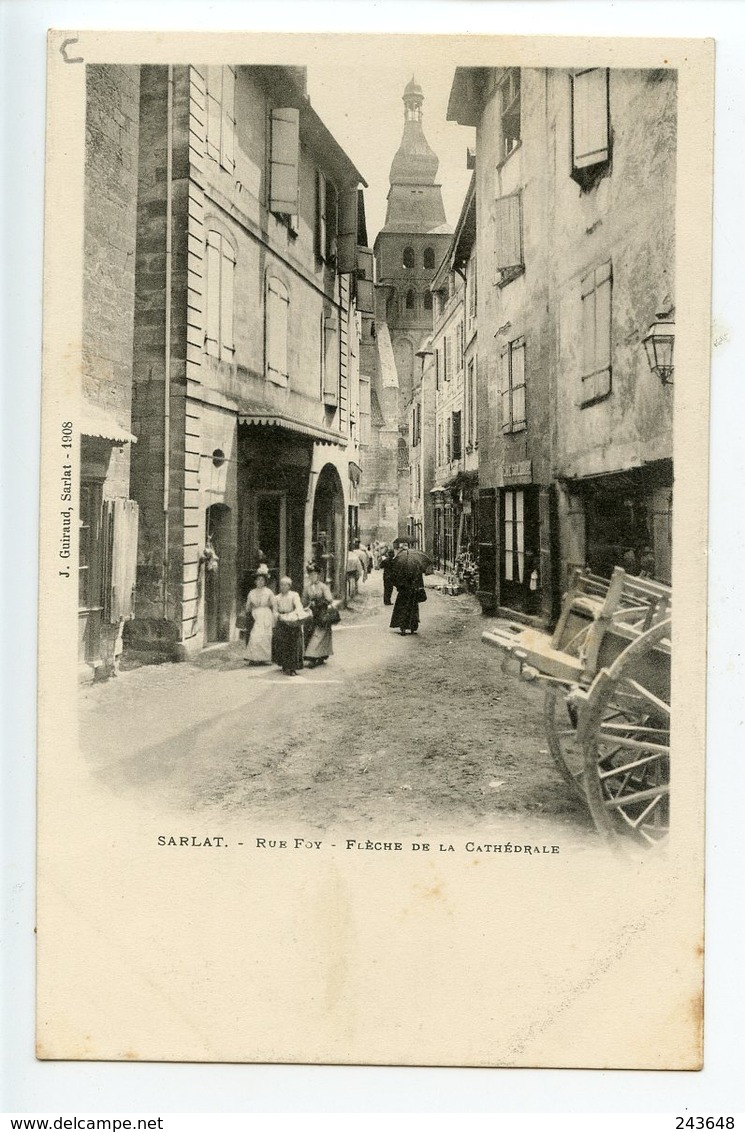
380 79 450 236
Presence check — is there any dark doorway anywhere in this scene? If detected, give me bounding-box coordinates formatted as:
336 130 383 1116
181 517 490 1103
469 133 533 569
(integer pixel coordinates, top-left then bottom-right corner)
312 464 345 594
204 503 233 643
500 486 540 615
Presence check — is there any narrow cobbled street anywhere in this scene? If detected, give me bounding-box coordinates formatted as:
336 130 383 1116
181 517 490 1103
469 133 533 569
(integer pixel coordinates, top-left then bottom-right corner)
80 570 594 843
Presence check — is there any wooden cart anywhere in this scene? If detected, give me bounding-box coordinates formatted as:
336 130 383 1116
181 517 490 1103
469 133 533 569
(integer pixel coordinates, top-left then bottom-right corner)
482 567 671 846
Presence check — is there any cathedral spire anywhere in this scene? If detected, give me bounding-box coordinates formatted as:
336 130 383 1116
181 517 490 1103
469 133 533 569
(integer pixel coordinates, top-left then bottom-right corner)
381 79 449 234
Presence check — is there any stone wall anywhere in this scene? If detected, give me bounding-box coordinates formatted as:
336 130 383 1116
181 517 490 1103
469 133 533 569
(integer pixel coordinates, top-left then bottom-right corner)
82 64 141 500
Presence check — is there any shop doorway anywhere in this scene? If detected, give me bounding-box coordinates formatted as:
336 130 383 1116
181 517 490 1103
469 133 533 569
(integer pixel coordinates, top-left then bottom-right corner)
500 486 540 615
254 491 287 591
312 464 345 593
204 503 233 643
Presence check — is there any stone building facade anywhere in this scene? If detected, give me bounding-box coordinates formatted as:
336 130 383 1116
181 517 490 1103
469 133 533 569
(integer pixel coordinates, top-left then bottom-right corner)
430 175 479 577
124 64 367 656
448 66 676 622
80 65 141 678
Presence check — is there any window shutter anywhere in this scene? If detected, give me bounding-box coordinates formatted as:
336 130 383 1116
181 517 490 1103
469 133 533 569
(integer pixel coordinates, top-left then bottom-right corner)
323 315 339 405
512 339 526 429
269 108 300 214
581 269 597 378
337 188 358 274
495 193 522 272
573 69 609 170
267 277 289 383
315 171 327 259
205 232 221 356
220 243 235 354
355 246 374 315
221 66 235 172
325 180 338 263
435 348 440 390
499 346 510 433
206 67 222 161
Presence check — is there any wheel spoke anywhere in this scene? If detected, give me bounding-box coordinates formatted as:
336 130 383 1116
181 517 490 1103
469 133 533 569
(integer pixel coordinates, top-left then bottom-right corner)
598 751 669 780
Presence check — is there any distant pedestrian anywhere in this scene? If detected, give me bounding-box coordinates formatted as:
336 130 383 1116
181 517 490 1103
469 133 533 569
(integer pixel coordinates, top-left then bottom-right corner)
303 563 337 668
244 570 276 665
346 548 364 599
271 576 306 676
381 546 396 605
354 540 369 581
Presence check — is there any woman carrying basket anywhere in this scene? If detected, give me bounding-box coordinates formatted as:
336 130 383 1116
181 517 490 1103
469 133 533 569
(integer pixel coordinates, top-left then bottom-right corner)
302 563 339 668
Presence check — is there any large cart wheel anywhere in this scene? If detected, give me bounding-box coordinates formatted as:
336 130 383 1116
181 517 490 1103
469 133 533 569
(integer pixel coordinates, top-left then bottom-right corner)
544 687 585 801
580 620 671 846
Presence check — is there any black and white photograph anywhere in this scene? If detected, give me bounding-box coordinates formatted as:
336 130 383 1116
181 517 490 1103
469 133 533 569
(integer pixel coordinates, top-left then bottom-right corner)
35 29 712 1071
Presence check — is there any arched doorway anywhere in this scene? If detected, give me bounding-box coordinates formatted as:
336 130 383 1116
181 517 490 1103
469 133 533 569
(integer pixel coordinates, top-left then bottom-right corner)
204 503 234 643
311 464 345 596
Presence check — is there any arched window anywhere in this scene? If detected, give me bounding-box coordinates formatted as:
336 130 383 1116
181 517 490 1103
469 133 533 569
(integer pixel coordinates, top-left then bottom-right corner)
205 229 236 360
423 246 435 269
403 246 415 269
423 291 433 311
406 289 416 311
266 275 290 386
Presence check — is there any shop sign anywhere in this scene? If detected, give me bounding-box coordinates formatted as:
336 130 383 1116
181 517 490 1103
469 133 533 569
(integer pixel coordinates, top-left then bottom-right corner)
503 459 533 485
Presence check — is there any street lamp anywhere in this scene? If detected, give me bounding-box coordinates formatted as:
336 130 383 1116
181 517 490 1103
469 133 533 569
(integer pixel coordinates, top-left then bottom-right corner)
642 315 675 386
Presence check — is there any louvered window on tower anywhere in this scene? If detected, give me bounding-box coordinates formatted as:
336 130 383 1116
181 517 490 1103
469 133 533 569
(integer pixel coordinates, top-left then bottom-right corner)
269 108 300 217
494 193 524 285
571 69 610 187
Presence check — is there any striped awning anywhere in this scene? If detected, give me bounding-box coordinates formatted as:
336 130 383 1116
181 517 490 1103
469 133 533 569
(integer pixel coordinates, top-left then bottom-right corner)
238 412 347 447
80 401 137 444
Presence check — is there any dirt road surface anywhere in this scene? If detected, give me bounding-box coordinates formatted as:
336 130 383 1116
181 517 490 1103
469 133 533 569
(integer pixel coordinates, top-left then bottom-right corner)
79 571 595 845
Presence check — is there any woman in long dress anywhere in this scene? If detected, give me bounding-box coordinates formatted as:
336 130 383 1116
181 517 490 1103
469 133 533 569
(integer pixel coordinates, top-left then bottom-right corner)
271 576 306 676
244 571 276 665
302 564 335 667
389 570 425 635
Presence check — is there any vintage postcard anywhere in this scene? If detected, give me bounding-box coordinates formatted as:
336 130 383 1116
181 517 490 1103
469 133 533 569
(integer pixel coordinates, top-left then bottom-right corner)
37 30 713 1067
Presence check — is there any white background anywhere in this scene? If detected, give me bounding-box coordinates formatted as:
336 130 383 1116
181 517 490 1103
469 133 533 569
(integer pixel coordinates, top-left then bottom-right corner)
1 0 743 1116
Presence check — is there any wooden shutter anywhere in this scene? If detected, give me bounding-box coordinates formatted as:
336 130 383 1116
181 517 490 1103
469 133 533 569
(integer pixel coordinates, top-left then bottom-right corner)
452 411 462 460
511 338 526 429
572 69 609 169
495 193 522 272
220 66 235 173
477 487 498 604
581 261 612 401
499 345 511 433
315 171 327 259
205 231 221 356
220 242 235 354
325 180 339 263
102 499 139 623
267 277 289 383
323 315 339 405
206 66 222 161
269 108 300 214
355 247 374 314
337 188 358 273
